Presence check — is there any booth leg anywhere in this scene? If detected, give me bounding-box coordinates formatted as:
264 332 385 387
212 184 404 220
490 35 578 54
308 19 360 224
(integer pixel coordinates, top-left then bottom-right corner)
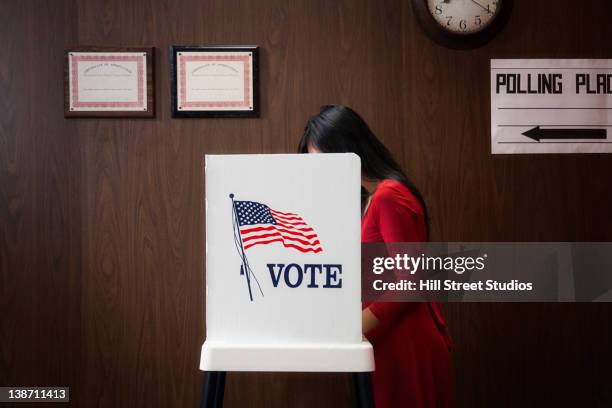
213 372 226 407
200 371 226 408
350 372 375 408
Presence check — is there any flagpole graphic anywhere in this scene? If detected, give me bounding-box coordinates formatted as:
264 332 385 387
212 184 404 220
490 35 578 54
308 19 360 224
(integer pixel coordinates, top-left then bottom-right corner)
230 193 264 302
229 193 323 301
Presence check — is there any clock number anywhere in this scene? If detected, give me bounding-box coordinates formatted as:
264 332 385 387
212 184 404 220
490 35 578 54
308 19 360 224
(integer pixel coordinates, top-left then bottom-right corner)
417 0 509 48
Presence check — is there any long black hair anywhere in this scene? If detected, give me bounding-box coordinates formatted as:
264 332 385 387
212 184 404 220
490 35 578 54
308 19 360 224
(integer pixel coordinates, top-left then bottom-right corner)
298 105 429 236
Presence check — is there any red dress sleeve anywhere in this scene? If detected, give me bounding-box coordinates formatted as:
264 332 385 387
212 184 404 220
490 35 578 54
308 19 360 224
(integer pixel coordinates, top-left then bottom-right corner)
366 183 424 326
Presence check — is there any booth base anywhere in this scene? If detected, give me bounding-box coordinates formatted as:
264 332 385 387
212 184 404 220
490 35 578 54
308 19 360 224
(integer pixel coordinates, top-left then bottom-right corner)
200 340 375 372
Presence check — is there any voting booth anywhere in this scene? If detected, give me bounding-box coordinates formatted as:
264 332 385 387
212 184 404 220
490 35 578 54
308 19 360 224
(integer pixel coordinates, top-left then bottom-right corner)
200 154 374 407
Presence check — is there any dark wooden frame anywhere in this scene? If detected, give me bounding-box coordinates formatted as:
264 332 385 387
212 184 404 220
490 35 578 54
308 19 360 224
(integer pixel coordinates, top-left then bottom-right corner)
411 0 513 50
170 45 260 118
64 47 155 118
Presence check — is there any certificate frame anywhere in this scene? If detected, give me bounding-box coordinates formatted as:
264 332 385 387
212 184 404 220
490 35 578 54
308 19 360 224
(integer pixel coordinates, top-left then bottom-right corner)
170 45 259 118
64 46 155 118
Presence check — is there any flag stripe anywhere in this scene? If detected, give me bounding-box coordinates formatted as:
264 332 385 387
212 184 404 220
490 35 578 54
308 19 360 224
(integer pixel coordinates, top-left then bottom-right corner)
274 219 308 227
270 211 304 222
244 238 322 253
275 222 314 232
272 215 305 224
241 230 321 247
269 209 298 217
240 225 318 240
272 215 305 223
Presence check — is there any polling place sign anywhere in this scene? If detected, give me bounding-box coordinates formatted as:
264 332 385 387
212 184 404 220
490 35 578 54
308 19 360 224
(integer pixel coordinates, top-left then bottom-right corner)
491 59 612 154
201 154 374 372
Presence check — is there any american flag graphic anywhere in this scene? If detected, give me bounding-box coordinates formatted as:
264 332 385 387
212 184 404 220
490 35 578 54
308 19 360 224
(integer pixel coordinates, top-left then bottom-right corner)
234 200 323 253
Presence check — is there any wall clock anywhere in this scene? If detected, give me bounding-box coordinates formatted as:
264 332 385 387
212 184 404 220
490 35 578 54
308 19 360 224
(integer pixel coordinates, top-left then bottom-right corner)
412 0 512 49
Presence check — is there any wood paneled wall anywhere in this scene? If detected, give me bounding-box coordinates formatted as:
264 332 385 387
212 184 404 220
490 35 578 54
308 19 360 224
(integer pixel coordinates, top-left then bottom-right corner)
1 0 611 406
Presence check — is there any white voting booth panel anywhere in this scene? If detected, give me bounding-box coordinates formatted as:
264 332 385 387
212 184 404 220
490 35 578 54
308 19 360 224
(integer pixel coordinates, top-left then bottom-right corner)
201 154 374 372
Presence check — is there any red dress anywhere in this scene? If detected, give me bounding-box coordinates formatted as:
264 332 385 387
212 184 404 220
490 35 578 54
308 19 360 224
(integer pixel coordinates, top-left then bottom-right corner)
362 179 454 408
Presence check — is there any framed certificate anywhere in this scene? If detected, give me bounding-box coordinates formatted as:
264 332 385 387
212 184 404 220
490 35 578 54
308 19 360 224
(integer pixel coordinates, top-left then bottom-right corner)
64 47 154 118
170 46 259 118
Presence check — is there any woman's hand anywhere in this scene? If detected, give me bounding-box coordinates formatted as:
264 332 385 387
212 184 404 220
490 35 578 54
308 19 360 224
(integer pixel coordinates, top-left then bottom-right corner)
362 307 380 334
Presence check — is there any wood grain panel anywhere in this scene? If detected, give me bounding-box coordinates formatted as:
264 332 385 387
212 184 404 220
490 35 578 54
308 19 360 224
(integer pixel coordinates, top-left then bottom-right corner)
0 0 37 390
0 0 83 400
402 0 612 406
1 0 611 407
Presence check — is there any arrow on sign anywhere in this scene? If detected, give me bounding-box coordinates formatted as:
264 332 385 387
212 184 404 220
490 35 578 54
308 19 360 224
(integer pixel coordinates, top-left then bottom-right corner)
522 126 607 142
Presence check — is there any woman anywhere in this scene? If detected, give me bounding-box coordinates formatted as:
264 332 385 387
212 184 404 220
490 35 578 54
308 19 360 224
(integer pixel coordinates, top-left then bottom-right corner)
298 105 454 408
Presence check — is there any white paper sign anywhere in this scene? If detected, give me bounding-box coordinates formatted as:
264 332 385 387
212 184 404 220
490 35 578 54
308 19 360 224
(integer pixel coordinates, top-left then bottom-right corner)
491 59 612 154
201 154 374 372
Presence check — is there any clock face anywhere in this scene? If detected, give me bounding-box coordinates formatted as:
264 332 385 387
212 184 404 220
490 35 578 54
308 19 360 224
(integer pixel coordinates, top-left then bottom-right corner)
427 0 501 35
